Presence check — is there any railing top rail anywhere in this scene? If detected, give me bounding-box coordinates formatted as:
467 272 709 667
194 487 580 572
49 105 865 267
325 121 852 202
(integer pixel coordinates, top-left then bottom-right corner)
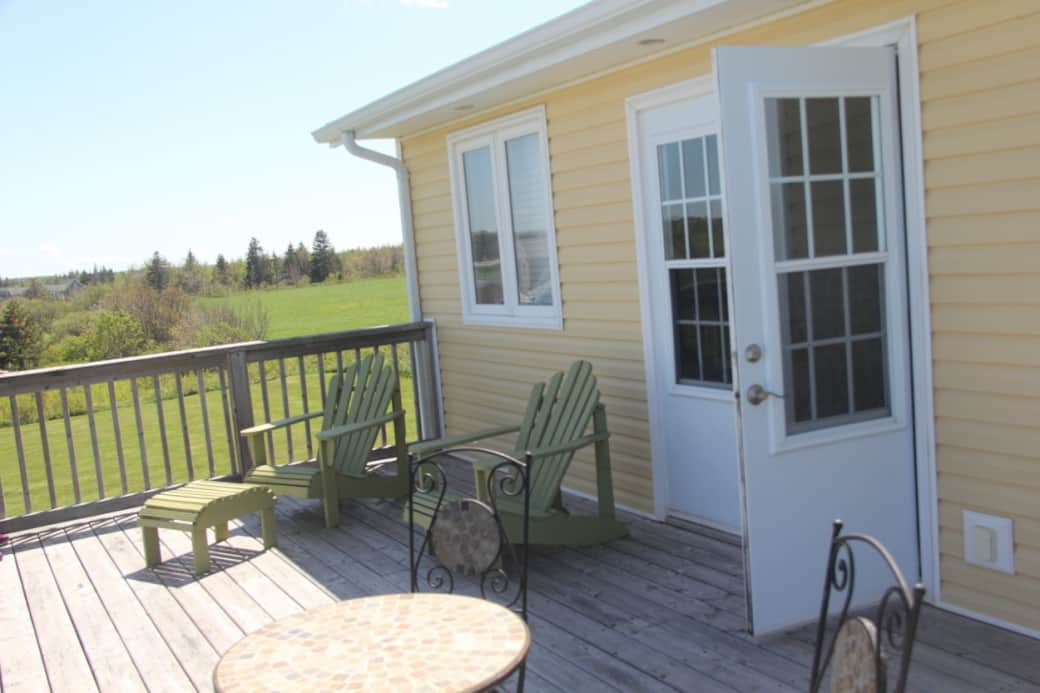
0 321 433 397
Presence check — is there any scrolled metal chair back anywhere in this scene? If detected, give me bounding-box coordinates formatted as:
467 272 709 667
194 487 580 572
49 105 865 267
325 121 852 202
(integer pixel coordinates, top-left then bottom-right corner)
810 520 926 693
407 447 530 619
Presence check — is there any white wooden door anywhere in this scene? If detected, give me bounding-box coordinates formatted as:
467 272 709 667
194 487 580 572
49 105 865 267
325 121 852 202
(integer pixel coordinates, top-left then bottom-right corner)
635 90 741 532
714 46 918 634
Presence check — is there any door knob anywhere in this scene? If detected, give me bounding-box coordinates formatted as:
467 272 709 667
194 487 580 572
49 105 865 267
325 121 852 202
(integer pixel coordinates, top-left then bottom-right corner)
746 384 784 405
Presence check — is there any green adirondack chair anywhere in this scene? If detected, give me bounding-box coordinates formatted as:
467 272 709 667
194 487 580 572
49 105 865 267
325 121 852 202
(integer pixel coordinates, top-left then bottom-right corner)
410 360 628 545
241 352 408 528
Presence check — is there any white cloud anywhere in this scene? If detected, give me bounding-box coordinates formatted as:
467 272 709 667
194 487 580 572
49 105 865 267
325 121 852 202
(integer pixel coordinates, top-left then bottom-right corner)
400 0 448 8
0 247 11 256
39 242 60 257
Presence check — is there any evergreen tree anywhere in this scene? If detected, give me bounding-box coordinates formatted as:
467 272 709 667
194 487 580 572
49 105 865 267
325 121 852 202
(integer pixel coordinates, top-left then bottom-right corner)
0 300 43 370
309 230 338 283
244 238 268 288
144 252 170 291
213 254 230 286
176 249 204 294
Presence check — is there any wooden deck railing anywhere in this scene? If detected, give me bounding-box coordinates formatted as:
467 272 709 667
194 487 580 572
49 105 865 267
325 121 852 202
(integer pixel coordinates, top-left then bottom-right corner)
0 321 442 532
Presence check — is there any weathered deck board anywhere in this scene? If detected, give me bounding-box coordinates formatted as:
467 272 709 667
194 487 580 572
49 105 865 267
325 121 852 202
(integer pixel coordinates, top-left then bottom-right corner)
4 492 1040 693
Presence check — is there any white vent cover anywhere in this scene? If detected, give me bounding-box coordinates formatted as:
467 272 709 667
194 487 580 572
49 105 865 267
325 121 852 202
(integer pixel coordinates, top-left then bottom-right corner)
963 510 1014 575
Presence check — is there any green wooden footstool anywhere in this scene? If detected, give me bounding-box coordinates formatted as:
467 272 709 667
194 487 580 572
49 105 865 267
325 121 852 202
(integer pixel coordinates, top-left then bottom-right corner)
139 481 277 574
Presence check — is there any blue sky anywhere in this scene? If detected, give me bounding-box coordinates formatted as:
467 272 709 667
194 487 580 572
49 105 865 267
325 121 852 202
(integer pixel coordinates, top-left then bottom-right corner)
0 0 585 278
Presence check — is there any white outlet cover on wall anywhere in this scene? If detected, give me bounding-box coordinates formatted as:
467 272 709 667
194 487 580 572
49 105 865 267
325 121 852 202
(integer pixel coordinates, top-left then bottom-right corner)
963 510 1015 575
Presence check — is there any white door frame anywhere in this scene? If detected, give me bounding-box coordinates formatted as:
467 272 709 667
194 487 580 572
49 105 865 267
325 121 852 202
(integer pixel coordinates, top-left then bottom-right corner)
625 17 940 602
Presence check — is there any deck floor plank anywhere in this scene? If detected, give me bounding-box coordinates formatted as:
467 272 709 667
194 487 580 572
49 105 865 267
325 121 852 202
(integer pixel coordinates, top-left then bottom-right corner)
86 516 214 686
7 489 1040 693
12 532 100 693
40 526 147 692
111 516 247 654
0 535 50 692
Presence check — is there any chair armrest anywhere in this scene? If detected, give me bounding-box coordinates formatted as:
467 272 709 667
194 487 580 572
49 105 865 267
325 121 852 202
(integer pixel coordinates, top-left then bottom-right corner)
409 424 521 457
240 410 324 437
526 431 609 459
316 410 401 442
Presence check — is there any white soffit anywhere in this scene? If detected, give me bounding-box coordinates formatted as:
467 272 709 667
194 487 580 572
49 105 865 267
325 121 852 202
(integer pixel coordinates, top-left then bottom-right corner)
311 0 814 144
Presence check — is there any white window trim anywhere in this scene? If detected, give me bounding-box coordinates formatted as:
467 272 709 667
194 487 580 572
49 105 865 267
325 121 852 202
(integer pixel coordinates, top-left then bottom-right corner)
447 105 563 330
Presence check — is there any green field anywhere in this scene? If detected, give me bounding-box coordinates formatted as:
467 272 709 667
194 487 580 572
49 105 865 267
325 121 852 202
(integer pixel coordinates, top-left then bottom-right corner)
197 275 409 338
1 276 414 517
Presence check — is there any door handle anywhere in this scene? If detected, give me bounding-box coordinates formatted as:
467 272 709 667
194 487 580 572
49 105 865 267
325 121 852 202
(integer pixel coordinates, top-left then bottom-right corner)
746 384 784 405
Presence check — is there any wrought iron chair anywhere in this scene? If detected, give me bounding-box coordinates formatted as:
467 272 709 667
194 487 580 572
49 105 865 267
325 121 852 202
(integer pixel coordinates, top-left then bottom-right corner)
810 520 927 693
408 447 530 692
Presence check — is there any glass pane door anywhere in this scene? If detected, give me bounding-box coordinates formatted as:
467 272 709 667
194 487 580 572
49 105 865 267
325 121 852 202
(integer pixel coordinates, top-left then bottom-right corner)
764 96 889 433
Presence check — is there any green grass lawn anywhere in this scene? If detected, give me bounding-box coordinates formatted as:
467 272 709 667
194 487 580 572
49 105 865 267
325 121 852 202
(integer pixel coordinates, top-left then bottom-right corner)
197 275 409 338
1 276 415 517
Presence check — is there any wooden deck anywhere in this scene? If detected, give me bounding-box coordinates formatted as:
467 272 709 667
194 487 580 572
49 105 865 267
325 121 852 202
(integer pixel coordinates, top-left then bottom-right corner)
3 493 1040 692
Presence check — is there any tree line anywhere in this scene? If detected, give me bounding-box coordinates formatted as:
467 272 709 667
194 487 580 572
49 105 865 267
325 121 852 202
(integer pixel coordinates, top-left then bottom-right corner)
0 233 404 372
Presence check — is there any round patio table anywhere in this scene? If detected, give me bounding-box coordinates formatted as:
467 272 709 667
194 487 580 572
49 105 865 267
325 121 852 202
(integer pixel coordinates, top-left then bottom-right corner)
213 592 530 692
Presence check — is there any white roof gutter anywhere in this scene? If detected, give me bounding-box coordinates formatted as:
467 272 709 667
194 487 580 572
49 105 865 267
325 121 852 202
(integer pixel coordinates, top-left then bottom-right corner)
339 130 420 324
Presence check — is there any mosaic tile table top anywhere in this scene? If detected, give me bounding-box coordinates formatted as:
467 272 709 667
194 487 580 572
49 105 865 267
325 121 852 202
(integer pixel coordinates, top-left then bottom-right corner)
213 592 530 693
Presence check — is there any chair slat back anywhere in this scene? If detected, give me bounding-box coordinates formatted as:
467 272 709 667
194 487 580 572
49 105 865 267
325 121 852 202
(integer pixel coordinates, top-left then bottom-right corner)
322 353 397 477
512 361 599 514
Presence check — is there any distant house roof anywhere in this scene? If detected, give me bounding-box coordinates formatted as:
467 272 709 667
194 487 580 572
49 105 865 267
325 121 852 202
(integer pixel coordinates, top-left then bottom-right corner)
0 279 84 300
311 0 812 143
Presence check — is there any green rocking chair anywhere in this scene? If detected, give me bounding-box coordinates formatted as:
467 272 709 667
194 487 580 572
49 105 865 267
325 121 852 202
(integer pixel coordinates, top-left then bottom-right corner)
241 352 408 528
410 360 628 546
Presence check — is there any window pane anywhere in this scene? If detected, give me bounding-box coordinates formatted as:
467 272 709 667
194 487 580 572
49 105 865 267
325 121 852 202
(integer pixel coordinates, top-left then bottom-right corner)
670 269 696 321
700 325 726 382
696 268 721 322
810 268 846 341
663 204 685 259
682 138 706 199
789 347 812 423
710 199 725 258
848 264 883 334
505 133 552 306
657 142 683 201
765 98 803 177
806 98 843 175
811 180 848 257
781 272 808 344
815 344 850 419
462 146 504 305
845 97 875 173
688 201 710 258
675 324 701 381
706 135 721 195
850 178 879 253
852 338 887 412
771 182 809 260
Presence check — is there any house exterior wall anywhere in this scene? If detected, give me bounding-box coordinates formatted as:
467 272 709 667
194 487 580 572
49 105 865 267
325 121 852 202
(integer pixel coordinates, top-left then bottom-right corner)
400 0 1040 633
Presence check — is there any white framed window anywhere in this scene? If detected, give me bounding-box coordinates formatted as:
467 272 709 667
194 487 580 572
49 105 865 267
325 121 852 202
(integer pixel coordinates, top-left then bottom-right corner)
447 106 562 329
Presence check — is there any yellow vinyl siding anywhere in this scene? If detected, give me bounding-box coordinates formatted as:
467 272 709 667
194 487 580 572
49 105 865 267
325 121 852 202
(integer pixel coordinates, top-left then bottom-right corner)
402 0 1040 631
921 0 1040 632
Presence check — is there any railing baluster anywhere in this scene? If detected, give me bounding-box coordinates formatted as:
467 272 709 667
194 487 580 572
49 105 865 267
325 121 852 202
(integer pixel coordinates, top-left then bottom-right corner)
34 392 56 508
335 350 344 375
10 396 31 513
59 387 81 504
278 358 293 461
298 355 313 458
258 360 275 465
226 351 253 474
174 372 194 481
197 370 216 478
409 340 423 439
317 353 327 402
152 375 172 485
83 384 105 499
130 378 150 489
218 367 237 475
108 380 128 494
